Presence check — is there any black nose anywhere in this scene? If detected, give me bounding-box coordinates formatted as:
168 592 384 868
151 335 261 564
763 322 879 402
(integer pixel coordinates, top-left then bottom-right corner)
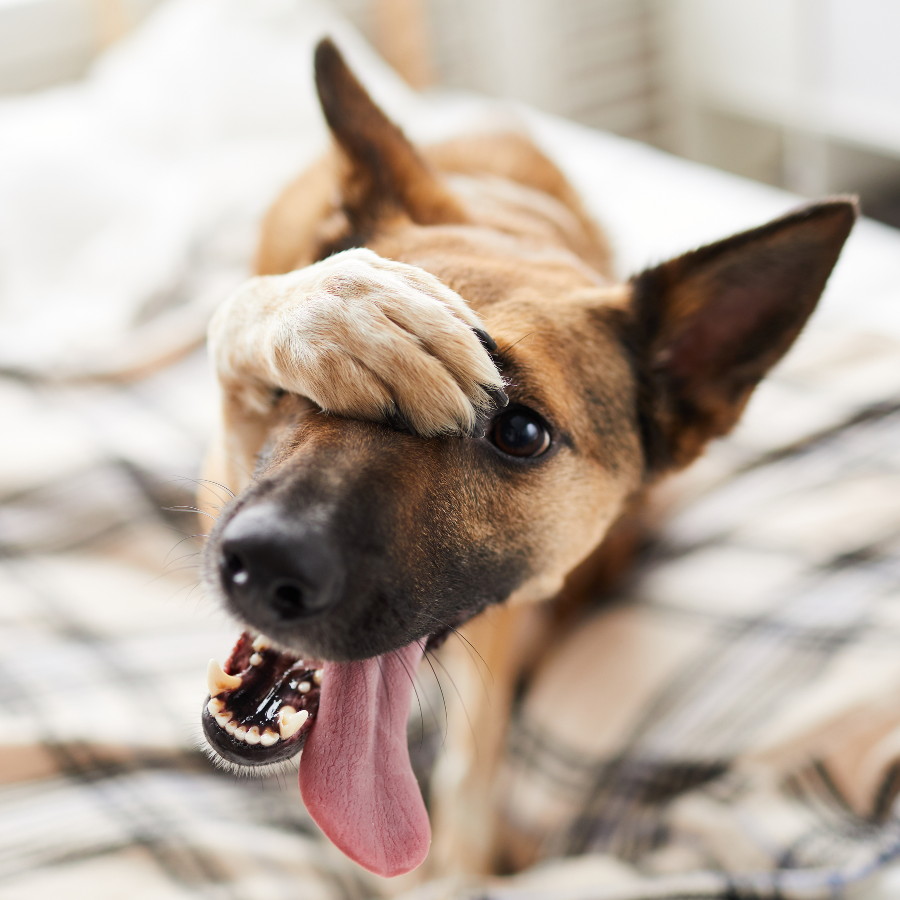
218 504 342 621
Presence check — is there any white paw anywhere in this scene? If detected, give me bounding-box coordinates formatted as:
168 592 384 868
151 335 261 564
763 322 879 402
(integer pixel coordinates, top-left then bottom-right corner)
210 248 506 437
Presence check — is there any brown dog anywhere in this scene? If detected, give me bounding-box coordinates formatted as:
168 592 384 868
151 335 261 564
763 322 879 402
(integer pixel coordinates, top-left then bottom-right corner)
198 39 855 881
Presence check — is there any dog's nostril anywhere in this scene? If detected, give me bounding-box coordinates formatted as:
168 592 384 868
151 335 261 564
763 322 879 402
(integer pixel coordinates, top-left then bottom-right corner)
276 584 301 603
224 551 249 585
272 582 307 619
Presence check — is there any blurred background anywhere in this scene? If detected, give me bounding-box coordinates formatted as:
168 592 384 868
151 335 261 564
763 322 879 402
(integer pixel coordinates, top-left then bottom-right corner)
4 0 900 225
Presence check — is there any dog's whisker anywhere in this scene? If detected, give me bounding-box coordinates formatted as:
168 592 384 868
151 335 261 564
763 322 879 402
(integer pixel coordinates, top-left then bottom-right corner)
171 580 204 596
499 331 535 354
422 649 450 746
163 505 218 522
153 569 202 595
166 582 204 607
160 524 208 542
162 550 202 570
420 612 494 686
166 477 231 508
377 651 426 751
425 647 480 752
161 562 202 580
421 613 482 663
170 474 236 500
163 535 206 566
392 647 429 751
166 504 221 512
448 629 493 685
409 641 445 745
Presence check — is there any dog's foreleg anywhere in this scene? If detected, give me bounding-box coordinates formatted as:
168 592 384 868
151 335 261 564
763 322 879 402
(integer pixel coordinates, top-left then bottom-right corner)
429 602 549 877
206 248 505 492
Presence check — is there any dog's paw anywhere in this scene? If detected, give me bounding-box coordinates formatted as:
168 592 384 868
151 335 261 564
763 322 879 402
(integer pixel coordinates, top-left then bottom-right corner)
209 248 506 437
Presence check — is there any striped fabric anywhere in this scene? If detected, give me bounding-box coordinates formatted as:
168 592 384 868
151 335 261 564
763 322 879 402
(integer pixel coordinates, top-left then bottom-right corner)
483 327 900 899
3 326 900 900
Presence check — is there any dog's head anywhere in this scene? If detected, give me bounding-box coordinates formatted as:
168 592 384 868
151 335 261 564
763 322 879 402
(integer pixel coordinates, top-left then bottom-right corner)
199 40 855 877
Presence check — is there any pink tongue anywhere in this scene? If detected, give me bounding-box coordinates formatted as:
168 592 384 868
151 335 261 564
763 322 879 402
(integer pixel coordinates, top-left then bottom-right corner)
299 641 430 877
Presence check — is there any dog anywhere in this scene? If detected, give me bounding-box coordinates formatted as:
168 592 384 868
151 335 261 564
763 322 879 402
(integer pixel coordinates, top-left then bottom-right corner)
198 38 855 881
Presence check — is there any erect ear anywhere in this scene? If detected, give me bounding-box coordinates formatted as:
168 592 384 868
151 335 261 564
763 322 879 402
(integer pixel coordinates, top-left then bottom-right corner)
629 198 857 473
313 39 465 241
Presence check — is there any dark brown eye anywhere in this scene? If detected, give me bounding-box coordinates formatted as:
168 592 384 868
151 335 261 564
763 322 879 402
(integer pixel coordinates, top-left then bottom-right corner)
489 407 551 458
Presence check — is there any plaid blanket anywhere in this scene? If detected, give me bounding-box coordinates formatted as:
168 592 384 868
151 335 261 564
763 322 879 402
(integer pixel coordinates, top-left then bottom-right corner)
492 329 900 899
3 323 900 900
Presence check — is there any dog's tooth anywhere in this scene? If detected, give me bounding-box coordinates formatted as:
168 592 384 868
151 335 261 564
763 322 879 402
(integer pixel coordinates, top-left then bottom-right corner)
234 725 248 741
249 653 263 666
277 705 296 737
245 726 262 745
252 635 270 652
298 681 311 694
225 720 239 735
207 659 242 697
207 697 225 715
313 669 323 685
260 729 279 747
279 706 309 739
215 712 233 728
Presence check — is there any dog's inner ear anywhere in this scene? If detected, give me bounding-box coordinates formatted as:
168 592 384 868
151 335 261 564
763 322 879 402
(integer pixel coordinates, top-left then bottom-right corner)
631 199 857 472
313 39 465 252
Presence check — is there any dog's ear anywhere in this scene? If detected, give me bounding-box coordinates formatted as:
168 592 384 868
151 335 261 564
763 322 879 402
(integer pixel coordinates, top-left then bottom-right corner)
630 199 857 473
314 39 465 240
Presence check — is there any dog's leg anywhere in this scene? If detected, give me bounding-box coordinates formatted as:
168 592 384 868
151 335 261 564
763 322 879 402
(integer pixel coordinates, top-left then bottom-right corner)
206 247 505 492
429 601 549 877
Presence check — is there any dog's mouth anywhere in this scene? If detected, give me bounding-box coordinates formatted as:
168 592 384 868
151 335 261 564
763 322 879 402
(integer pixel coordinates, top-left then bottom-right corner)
202 631 322 767
202 629 431 877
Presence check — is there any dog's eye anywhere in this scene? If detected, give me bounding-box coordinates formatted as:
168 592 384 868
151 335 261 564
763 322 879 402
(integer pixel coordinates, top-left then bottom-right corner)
489 407 551 458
